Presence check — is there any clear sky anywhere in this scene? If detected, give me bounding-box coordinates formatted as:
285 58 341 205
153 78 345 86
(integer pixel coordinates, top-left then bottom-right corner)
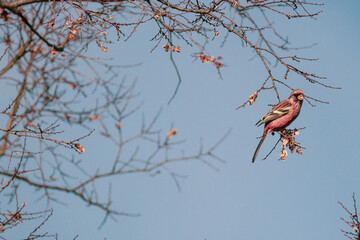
4 1 360 239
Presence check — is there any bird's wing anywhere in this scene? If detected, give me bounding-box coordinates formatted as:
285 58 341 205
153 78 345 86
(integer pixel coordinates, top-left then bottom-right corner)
256 100 292 126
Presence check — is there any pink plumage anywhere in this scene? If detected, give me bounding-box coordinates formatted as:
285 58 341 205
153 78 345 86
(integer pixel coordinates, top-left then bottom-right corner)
252 89 304 162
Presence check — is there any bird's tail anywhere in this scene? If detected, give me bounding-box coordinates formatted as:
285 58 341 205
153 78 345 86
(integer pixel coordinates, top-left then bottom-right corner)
252 131 269 163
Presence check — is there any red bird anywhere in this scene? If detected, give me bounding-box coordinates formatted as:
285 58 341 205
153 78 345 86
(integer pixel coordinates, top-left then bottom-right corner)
252 89 304 163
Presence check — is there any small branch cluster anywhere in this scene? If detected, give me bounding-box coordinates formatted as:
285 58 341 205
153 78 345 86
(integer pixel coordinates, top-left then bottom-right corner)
0 76 228 235
339 193 360 240
261 128 304 161
0 0 337 237
279 128 304 161
0 0 337 104
0 204 54 239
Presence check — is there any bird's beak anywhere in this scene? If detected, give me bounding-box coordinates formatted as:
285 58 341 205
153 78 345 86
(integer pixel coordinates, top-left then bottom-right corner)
297 94 304 101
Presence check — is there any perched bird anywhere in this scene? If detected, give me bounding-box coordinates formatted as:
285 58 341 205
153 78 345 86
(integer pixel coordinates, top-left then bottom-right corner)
252 89 304 163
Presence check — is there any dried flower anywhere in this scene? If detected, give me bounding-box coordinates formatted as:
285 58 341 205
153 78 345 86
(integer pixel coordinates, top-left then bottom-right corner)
48 19 55 27
214 61 223 69
116 121 121 129
280 149 288 161
1 9 10 21
9 213 22 223
296 147 303 155
75 144 85 153
198 54 210 63
172 46 181 53
281 138 289 146
163 45 171 52
69 32 76 41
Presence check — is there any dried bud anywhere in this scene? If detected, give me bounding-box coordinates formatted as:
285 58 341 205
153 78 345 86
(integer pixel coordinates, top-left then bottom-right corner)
100 47 108 52
90 115 101 121
1 9 10 21
70 28 78 34
69 32 76 41
116 121 121 129
51 50 58 55
167 128 177 139
289 143 296 152
248 91 258 105
296 147 303 155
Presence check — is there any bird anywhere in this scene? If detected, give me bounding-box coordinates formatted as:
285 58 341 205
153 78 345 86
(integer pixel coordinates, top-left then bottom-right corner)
252 89 304 163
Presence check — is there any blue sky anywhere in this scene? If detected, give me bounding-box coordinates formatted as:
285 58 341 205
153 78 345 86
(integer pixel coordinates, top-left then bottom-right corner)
3 1 360 239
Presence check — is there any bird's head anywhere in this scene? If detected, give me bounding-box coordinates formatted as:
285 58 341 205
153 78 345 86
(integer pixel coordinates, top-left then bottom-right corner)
290 89 304 101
